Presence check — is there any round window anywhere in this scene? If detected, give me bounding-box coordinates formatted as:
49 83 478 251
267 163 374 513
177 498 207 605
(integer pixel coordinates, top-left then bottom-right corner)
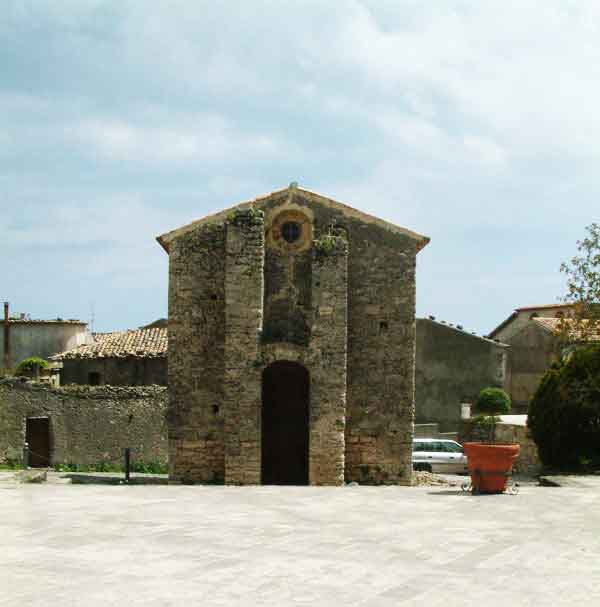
281 221 301 243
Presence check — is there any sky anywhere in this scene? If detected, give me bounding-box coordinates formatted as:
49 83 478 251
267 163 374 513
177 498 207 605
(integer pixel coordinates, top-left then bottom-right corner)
2 1 599 335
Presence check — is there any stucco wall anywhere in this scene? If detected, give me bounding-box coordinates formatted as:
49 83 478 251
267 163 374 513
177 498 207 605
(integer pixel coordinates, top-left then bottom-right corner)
61 357 167 386
0 378 167 466
415 319 509 432
492 306 573 342
0 322 90 368
505 323 558 412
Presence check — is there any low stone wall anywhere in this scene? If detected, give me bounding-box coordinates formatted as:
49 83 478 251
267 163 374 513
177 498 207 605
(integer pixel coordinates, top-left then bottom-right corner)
460 419 541 476
414 423 439 438
495 423 541 476
0 378 167 467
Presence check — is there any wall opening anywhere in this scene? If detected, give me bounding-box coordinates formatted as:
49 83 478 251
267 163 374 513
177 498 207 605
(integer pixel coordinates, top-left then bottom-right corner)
26 417 50 467
88 372 101 385
261 361 309 485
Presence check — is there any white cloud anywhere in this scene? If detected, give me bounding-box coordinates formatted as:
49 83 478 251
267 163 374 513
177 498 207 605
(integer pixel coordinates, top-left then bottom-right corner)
3 1 600 332
67 116 283 166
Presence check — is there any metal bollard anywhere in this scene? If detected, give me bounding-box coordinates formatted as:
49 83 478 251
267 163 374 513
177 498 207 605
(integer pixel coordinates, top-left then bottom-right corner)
124 448 131 483
22 442 30 469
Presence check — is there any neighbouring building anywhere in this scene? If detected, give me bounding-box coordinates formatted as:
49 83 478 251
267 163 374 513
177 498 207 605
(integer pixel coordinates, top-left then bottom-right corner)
51 327 167 386
415 317 509 432
489 304 576 343
157 184 429 486
494 313 600 412
0 378 167 468
489 305 577 412
0 316 90 370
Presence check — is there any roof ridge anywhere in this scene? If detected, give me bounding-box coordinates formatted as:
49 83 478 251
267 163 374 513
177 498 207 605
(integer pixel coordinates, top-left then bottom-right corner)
156 184 430 253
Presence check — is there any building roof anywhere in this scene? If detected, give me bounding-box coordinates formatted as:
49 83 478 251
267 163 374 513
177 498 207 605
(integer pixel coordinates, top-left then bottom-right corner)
417 317 509 347
51 327 167 360
515 304 575 312
488 303 576 338
156 183 430 253
0 318 86 325
533 317 600 341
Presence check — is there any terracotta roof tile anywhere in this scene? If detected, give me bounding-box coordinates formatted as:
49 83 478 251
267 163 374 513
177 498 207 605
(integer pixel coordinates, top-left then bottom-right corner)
52 327 167 360
533 317 600 341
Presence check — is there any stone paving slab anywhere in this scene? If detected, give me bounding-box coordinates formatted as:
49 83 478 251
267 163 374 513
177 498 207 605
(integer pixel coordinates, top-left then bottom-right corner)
1 483 600 606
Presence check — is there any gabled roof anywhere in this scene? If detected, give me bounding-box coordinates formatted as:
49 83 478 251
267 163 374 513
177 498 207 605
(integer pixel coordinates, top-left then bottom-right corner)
156 184 430 253
488 303 576 338
488 312 518 339
50 327 167 360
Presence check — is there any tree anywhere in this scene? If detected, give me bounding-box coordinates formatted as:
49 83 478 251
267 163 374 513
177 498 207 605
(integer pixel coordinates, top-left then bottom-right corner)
557 223 600 347
528 344 600 469
14 357 48 377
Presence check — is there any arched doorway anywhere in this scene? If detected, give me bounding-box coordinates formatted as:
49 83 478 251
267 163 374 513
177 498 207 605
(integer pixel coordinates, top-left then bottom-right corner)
261 361 309 485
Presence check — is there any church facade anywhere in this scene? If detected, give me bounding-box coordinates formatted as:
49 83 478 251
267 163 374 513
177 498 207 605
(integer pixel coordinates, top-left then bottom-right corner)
157 184 429 485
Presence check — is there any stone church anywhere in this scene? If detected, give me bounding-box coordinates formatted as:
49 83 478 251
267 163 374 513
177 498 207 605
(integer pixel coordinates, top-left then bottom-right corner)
157 184 429 485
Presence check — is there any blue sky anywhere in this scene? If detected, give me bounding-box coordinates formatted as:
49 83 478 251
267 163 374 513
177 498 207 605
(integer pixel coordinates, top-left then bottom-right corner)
2 1 599 334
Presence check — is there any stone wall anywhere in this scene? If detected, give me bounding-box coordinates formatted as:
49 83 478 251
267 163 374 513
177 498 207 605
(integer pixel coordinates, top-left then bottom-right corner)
165 188 420 485
415 318 509 432
61 357 167 386
495 423 541 476
0 378 167 466
262 192 417 485
167 222 226 483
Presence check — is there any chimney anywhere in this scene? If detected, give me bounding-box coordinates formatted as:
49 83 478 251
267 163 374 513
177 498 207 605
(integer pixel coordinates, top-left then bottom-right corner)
3 302 10 371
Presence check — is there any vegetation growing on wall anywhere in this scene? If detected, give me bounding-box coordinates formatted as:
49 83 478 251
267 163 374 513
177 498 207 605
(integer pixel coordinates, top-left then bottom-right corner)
528 344 600 470
228 206 264 226
314 232 346 258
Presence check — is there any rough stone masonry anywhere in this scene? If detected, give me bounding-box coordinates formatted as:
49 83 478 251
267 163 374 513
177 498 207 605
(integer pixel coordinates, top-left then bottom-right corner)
157 184 429 485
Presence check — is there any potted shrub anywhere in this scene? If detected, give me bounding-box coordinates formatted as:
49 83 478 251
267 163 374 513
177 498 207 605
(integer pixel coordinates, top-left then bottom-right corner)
463 388 519 493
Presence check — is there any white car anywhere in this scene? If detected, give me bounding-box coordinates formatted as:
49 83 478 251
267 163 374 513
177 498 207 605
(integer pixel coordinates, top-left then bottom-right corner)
412 438 468 474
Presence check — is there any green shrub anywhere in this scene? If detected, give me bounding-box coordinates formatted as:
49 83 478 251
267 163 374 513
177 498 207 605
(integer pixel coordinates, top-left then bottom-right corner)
528 344 600 470
475 387 511 415
14 357 48 376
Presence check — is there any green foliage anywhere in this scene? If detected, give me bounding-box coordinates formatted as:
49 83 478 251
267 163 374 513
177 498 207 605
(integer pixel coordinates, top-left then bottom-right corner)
14 357 48 375
52 461 168 474
314 232 345 257
560 222 600 313
528 344 600 469
475 387 511 415
558 222 600 344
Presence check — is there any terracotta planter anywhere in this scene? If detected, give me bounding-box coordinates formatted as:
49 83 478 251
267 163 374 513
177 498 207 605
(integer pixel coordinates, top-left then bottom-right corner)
463 443 520 494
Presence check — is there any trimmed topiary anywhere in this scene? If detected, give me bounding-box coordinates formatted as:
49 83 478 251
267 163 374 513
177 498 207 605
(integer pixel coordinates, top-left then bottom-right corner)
528 344 600 470
475 387 511 415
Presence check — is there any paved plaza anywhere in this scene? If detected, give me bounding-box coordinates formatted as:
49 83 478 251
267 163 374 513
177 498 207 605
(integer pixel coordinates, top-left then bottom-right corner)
2 477 600 606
